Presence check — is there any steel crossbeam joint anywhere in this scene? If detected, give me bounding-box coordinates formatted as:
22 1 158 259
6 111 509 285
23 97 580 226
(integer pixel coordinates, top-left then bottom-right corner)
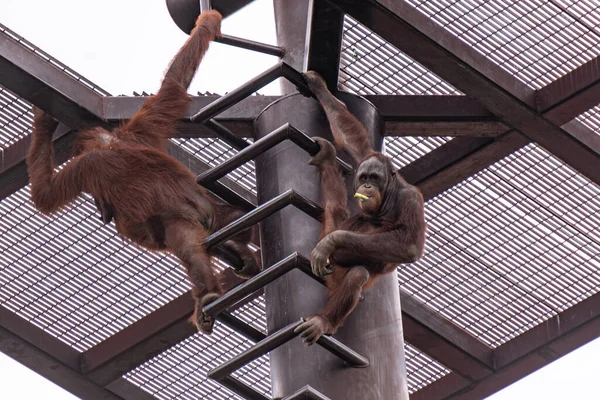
196 123 352 187
207 320 368 399
190 61 309 122
202 189 322 251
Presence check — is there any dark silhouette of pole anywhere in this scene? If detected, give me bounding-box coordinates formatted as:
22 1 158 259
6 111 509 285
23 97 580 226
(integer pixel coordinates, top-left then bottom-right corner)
256 90 409 398
257 2 409 398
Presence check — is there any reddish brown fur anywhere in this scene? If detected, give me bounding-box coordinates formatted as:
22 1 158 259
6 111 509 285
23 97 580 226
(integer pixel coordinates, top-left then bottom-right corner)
26 11 259 335
295 72 426 345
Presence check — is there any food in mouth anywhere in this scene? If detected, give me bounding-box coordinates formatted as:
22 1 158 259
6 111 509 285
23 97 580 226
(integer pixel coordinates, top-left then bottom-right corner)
354 193 370 201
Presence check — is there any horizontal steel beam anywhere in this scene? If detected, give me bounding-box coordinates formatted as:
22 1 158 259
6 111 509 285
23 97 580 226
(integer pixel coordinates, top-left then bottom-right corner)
365 95 497 121
0 125 76 201
103 95 279 139
384 121 507 137
102 94 508 138
366 95 509 137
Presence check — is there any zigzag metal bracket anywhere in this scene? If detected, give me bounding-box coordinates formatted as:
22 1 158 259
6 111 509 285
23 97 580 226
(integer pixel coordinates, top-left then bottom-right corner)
200 187 320 278
204 253 369 368
191 60 366 400
191 61 308 123
207 316 367 400
197 123 353 190
282 386 332 400
202 189 322 249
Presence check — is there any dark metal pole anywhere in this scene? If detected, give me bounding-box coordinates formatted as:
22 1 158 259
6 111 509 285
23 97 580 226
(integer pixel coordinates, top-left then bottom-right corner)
272 0 311 94
196 124 352 184
256 92 409 398
255 2 409 397
205 119 250 151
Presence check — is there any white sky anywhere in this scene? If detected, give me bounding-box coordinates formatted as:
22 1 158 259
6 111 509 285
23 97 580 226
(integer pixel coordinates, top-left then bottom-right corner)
1 0 599 399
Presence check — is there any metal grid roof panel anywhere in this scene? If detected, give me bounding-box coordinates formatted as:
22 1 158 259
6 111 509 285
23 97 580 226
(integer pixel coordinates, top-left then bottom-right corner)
399 143 600 347
405 0 600 89
340 16 454 167
124 293 449 398
577 105 600 136
0 185 188 351
0 86 33 149
559 0 600 31
405 342 450 394
340 16 461 95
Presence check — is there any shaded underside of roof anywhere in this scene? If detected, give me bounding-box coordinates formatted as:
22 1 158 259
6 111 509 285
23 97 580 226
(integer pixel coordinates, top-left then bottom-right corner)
1 1 599 399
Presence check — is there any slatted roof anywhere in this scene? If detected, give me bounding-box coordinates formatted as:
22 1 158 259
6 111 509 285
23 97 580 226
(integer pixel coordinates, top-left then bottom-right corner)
1 1 599 399
405 0 600 89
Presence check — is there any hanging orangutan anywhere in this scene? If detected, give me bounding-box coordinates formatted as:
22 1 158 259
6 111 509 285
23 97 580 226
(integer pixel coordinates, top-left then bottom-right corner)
26 10 260 335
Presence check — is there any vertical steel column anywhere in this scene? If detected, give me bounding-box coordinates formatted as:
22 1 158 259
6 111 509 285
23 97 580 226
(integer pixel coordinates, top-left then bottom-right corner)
258 71 411 400
257 2 409 398
272 0 311 95
256 92 409 399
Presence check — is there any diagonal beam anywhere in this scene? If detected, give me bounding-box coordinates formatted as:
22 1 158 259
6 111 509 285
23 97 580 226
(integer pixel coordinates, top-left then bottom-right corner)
537 56 600 125
401 293 493 382
411 373 469 400
401 131 530 201
81 293 195 385
105 379 157 400
395 85 598 200
0 307 123 400
329 0 600 185
441 291 600 400
0 28 106 131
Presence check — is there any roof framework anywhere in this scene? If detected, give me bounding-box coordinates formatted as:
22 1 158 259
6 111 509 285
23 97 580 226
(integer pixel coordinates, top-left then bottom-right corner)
0 0 599 399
